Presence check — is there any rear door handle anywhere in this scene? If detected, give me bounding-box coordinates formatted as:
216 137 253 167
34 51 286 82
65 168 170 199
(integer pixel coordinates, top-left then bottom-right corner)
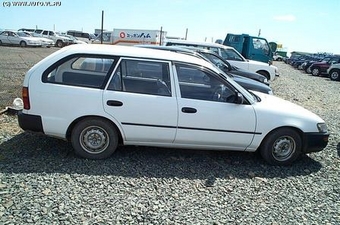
181 107 197 113
107 100 123 107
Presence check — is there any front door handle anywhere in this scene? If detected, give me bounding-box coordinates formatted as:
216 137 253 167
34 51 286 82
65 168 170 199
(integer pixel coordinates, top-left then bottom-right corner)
107 100 123 107
181 107 197 113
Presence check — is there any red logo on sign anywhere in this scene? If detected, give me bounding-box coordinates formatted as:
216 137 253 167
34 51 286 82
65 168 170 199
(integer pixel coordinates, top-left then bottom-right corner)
119 32 126 38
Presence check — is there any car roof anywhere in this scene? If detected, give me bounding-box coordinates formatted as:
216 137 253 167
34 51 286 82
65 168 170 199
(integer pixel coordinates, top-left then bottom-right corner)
43 44 220 71
165 39 234 49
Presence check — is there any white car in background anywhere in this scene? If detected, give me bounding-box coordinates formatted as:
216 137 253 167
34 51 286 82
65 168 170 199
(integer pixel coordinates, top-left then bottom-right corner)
0 30 41 47
20 31 54 47
165 39 279 81
33 29 72 47
60 34 87 44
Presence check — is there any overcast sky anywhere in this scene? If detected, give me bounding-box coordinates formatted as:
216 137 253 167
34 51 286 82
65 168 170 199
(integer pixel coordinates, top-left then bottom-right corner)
1 0 339 54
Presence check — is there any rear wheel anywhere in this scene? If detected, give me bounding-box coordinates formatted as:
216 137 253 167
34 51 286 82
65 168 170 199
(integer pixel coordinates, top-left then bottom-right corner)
0 40 2 45
329 69 340 81
71 117 118 159
260 128 302 166
20 41 27 47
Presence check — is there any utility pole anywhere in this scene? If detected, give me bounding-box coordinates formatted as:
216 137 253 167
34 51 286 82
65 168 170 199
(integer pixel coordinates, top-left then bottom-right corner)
101 10 104 44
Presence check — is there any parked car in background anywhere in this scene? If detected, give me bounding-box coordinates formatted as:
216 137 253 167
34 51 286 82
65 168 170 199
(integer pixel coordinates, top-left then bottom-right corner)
18 44 329 165
137 45 273 94
164 39 279 81
273 54 283 61
327 63 340 81
60 34 87 44
191 48 269 85
33 29 73 47
20 31 54 47
0 30 41 47
309 56 340 76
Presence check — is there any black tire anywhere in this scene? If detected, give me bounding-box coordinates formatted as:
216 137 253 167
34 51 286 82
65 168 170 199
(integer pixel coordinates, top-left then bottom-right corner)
305 66 311 74
56 40 63 48
260 128 302 166
20 41 27 47
329 69 340 81
0 40 2 45
311 67 320 76
257 71 270 80
71 117 118 159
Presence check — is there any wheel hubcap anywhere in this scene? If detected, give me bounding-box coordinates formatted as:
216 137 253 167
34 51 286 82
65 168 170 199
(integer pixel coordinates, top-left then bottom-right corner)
312 68 319 76
80 126 109 154
330 72 339 80
272 136 296 161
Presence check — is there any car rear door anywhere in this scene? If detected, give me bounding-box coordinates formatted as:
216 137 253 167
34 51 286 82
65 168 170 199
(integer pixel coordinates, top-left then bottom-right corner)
103 58 178 143
173 63 257 150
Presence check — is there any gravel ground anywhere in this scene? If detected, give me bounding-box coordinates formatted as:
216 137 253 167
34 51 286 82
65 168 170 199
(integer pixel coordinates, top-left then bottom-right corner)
0 46 339 224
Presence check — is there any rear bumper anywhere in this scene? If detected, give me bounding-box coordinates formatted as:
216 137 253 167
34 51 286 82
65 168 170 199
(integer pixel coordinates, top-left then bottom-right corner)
17 111 44 133
303 132 329 153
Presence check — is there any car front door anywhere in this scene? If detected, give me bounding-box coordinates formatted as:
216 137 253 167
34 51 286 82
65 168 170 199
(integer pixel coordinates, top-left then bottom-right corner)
103 58 178 143
173 63 256 150
7 32 20 45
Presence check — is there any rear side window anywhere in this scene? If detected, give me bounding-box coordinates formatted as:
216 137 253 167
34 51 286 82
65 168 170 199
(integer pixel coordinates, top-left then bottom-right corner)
107 59 171 96
42 55 115 89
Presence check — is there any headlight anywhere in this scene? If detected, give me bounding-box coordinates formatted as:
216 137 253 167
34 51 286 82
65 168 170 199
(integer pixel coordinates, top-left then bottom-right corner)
317 123 328 133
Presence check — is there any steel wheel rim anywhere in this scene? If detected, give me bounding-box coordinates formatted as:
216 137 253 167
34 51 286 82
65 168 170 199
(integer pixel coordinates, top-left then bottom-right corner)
330 72 339 80
79 125 109 154
272 136 296 161
312 68 319 76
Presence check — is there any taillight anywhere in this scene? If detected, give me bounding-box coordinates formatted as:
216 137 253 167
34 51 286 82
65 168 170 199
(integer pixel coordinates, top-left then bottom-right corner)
22 87 30 110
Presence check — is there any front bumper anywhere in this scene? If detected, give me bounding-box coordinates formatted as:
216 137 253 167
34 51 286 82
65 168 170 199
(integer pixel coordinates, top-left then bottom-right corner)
17 111 44 133
303 132 329 153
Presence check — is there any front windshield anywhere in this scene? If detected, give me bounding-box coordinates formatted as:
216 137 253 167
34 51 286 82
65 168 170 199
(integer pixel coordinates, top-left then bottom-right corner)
200 52 231 71
219 48 245 61
17 32 30 37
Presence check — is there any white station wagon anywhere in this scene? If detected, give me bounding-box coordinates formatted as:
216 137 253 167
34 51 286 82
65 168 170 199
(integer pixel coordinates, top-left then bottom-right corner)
18 44 329 165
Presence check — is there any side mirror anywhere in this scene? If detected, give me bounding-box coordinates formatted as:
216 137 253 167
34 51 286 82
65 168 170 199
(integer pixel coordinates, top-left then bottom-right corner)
235 93 244 104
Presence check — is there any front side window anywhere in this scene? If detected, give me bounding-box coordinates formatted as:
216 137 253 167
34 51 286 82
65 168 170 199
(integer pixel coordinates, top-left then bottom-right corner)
175 63 236 102
108 59 171 96
42 55 115 89
252 38 269 55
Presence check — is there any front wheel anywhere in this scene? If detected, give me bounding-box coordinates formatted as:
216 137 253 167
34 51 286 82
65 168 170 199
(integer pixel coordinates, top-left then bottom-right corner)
311 67 320 76
71 117 118 159
260 128 302 166
257 71 270 80
56 40 64 48
329 69 340 81
20 41 27 47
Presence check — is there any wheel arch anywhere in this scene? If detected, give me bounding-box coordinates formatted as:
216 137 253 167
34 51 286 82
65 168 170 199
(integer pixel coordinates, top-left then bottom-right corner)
256 70 270 80
20 40 27 47
66 115 124 144
257 126 304 151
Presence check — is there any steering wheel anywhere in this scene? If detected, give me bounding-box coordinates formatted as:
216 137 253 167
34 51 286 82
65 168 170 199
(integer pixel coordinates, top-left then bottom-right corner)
212 85 235 102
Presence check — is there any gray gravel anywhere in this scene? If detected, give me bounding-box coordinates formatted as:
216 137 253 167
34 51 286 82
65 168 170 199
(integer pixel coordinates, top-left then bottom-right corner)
0 48 340 224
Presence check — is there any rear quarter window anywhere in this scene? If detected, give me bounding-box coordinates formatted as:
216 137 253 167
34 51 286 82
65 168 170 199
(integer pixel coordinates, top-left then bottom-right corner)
42 55 116 89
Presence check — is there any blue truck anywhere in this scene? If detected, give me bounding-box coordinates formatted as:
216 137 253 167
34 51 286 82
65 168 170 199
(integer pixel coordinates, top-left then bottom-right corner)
223 33 277 64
